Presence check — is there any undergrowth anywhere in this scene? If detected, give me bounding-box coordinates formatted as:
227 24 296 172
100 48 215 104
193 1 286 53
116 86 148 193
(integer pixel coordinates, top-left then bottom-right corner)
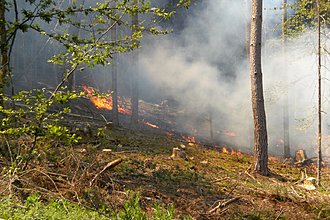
0 193 191 220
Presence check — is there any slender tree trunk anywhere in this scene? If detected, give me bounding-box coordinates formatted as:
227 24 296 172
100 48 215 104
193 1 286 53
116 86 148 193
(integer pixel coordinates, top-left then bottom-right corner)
67 0 85 91
111 22 119 126
0 0 8 105
316 0 322 186
245 0 254 149
250 0 268 176
282 0 291 158
209 110 213 141
245 0 250 65
131 0 139 128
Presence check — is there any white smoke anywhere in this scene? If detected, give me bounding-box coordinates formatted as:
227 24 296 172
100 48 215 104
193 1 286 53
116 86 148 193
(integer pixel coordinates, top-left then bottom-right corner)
139 0 330 157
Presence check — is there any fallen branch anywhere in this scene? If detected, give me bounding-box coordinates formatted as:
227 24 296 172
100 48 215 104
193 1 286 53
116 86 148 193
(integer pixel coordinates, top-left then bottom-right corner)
89 158 123 186
208 197 239 214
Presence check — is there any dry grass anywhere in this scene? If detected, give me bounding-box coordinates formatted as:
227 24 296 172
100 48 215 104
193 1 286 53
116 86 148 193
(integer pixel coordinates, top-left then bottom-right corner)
1 126 330 219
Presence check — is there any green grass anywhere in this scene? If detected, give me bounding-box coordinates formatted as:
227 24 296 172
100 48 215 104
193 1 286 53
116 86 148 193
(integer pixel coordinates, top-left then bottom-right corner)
0 193 191 220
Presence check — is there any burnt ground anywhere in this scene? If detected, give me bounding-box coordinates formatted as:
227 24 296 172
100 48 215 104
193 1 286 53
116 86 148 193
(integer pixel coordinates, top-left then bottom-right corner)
1 126 330 219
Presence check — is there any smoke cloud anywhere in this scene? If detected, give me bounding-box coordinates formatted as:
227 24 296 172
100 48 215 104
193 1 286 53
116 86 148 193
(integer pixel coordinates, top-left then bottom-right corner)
139 1 330 157
8 0 330 157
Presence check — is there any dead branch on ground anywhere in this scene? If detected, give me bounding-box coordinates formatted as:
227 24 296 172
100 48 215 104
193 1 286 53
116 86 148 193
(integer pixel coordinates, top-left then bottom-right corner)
89 158 123 186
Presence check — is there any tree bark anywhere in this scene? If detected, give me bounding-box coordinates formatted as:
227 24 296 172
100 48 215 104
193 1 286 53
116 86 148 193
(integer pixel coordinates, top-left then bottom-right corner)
282 0 291 158
245 0 254 149
0 0 8 105
250 0 268 176
316 0 322 186
131 0 139 128
67 0 85 91
111 21 119 126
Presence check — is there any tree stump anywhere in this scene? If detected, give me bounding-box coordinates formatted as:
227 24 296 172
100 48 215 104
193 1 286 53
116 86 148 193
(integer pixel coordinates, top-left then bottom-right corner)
170 147 188 161
295 150 307 163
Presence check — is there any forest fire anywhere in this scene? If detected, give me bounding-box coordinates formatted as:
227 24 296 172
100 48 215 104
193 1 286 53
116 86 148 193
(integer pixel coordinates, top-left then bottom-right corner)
82 85 131 115
222 147 242 156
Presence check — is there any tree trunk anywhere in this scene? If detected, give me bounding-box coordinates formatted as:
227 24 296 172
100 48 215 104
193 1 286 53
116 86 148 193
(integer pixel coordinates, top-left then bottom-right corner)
67 0 85 91
0 0 8 106
282 0 291 158
245 0 254 149
316 0 322 186
111 21 119 126
245 0 250 65
131 0 139 128
209 110 213 141
250 0 268 176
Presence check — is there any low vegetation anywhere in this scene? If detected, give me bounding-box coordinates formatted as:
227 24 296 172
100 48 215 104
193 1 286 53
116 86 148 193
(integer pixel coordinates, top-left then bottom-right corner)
1 124 329 219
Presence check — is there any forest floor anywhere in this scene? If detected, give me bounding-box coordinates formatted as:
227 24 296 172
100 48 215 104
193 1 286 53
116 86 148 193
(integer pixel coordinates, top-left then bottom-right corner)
1 126 330 219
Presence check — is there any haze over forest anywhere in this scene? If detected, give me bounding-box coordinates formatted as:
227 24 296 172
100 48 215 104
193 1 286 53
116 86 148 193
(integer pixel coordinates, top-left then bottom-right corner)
7 0 330 157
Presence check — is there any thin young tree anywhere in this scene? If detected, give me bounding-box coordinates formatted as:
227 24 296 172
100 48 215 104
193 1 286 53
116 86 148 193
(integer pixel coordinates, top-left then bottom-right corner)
131 0 139 128
316 0 322 186
0 0 8 106
250 0 268 176
111 21 119 126
245 0 254 149
282 0 290 158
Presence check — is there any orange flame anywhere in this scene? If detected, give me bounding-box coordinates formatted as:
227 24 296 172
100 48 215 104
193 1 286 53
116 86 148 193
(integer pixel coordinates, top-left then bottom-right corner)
83 85 131 115
222 148 242 156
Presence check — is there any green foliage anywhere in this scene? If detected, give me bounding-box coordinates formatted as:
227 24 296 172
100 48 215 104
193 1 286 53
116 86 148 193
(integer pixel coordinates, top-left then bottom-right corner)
152 203 175 220
0 89 81 144
286 0 330 36
0 194 110 220
116 192 148 220
3 0 190 76
0 88 82 178
0 193 188 220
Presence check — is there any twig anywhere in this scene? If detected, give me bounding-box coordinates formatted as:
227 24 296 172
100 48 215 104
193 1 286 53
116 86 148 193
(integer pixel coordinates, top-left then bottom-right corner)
48 63 79 101
290 186 303 199
245 170 261 185
46 171 68 179
29 169 60 193
208 197 239 214
89 158 122 186
275 208 283 220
